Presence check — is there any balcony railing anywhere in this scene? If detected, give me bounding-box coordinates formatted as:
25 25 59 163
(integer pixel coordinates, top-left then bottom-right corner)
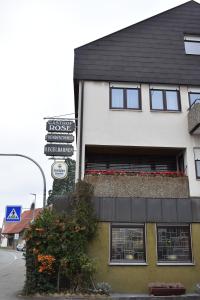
85 172 189 199
188 99 200 134
85 157 179 174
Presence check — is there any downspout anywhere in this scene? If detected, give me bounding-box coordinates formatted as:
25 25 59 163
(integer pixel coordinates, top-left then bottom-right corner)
79 80 84 180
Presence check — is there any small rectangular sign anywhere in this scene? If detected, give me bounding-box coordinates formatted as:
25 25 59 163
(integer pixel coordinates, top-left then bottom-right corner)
44 144 74 157
14 233 19 240
46 120 75 133
45 134 74 143
5 206 22 222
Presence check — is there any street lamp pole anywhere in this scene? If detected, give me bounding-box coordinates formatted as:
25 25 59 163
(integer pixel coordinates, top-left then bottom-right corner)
0 154 46 208
30 193 36 222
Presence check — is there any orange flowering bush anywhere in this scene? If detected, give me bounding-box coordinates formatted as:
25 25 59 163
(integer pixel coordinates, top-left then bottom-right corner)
38 254 56 274
24 181 97 295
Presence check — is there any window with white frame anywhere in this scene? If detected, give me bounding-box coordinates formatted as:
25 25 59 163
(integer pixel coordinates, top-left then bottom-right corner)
110 224 146 264
184 35 200 55
150 89 181 111
157 224 192 263
194 148 200 179
110 87 141 110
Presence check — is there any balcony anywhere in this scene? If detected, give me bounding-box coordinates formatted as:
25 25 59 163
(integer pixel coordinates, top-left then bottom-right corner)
85 173 189 198
188 102 200 134
85 145 188 198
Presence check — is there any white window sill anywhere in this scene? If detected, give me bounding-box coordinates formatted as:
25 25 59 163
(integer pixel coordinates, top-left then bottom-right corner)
157 262 195 266
109 262 148 266
150 110 182 113
109 109 142 112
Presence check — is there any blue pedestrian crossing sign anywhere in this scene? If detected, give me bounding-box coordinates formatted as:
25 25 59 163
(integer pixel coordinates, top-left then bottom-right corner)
5 206 22 222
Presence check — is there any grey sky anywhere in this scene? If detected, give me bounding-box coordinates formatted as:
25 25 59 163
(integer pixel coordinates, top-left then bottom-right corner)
0 0 196 225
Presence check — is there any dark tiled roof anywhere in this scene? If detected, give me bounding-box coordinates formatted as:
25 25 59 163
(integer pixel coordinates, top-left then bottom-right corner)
2 208 42 234
74 1 200 85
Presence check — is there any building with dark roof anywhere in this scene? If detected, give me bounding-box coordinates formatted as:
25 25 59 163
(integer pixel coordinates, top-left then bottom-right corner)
74 1 200 293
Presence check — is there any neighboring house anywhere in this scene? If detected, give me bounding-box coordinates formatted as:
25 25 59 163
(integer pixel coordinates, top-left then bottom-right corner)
1 208 42 249
74 1 200 293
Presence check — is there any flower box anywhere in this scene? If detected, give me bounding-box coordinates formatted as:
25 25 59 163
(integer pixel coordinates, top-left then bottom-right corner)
85 169 185 177
148 282 186 296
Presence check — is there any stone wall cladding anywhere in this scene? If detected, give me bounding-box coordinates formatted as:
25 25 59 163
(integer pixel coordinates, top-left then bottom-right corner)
188 103 200 134
85 174 189 198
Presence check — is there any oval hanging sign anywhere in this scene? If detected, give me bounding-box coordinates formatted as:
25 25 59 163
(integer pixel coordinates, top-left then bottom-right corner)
51 161 68 180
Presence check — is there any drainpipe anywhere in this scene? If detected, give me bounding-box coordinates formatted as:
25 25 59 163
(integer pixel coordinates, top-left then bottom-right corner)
79 81 84 180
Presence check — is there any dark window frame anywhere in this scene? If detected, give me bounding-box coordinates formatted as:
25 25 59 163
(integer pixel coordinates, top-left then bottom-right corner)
150 89 181 112
195 159 200 179
188 92 200 107
110 223 146 264
184 39 200 55
110 87 142 110
156 224 192 264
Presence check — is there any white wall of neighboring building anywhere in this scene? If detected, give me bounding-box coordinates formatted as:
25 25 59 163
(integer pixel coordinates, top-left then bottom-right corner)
1 235 8 247
76 81 200 196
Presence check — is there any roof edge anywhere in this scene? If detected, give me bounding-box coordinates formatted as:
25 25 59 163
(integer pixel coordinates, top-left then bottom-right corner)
74 0 199 51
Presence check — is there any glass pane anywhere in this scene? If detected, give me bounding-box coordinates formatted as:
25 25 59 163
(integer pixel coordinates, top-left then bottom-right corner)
111 227 145 263
166 91 179 110
196 160 200 178
127 89 139 109
194 148 200 160
151 90 163 110
185 41 200 55
157 226 192 262
190 93 200 106
111 88 123 108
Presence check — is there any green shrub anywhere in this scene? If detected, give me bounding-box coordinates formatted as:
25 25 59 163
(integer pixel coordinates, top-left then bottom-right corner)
96 282 112 295
24 180 97 295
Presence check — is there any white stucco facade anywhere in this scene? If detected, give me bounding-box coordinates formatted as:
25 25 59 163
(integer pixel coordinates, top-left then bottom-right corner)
76 81 200 197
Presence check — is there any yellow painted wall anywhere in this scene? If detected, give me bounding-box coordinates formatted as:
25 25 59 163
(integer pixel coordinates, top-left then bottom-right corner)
88 223 200 293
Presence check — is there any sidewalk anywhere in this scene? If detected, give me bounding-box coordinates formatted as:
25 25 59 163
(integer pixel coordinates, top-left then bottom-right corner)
18 293 200 300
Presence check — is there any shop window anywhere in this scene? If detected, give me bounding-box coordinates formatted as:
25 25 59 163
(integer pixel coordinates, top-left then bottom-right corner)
110 224 146 264
157 224 192 263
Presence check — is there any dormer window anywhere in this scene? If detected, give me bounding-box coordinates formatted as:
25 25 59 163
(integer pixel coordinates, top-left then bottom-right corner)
184 35 200 55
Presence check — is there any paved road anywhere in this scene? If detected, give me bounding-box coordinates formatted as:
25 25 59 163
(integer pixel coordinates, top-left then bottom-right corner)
0 249 25 300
